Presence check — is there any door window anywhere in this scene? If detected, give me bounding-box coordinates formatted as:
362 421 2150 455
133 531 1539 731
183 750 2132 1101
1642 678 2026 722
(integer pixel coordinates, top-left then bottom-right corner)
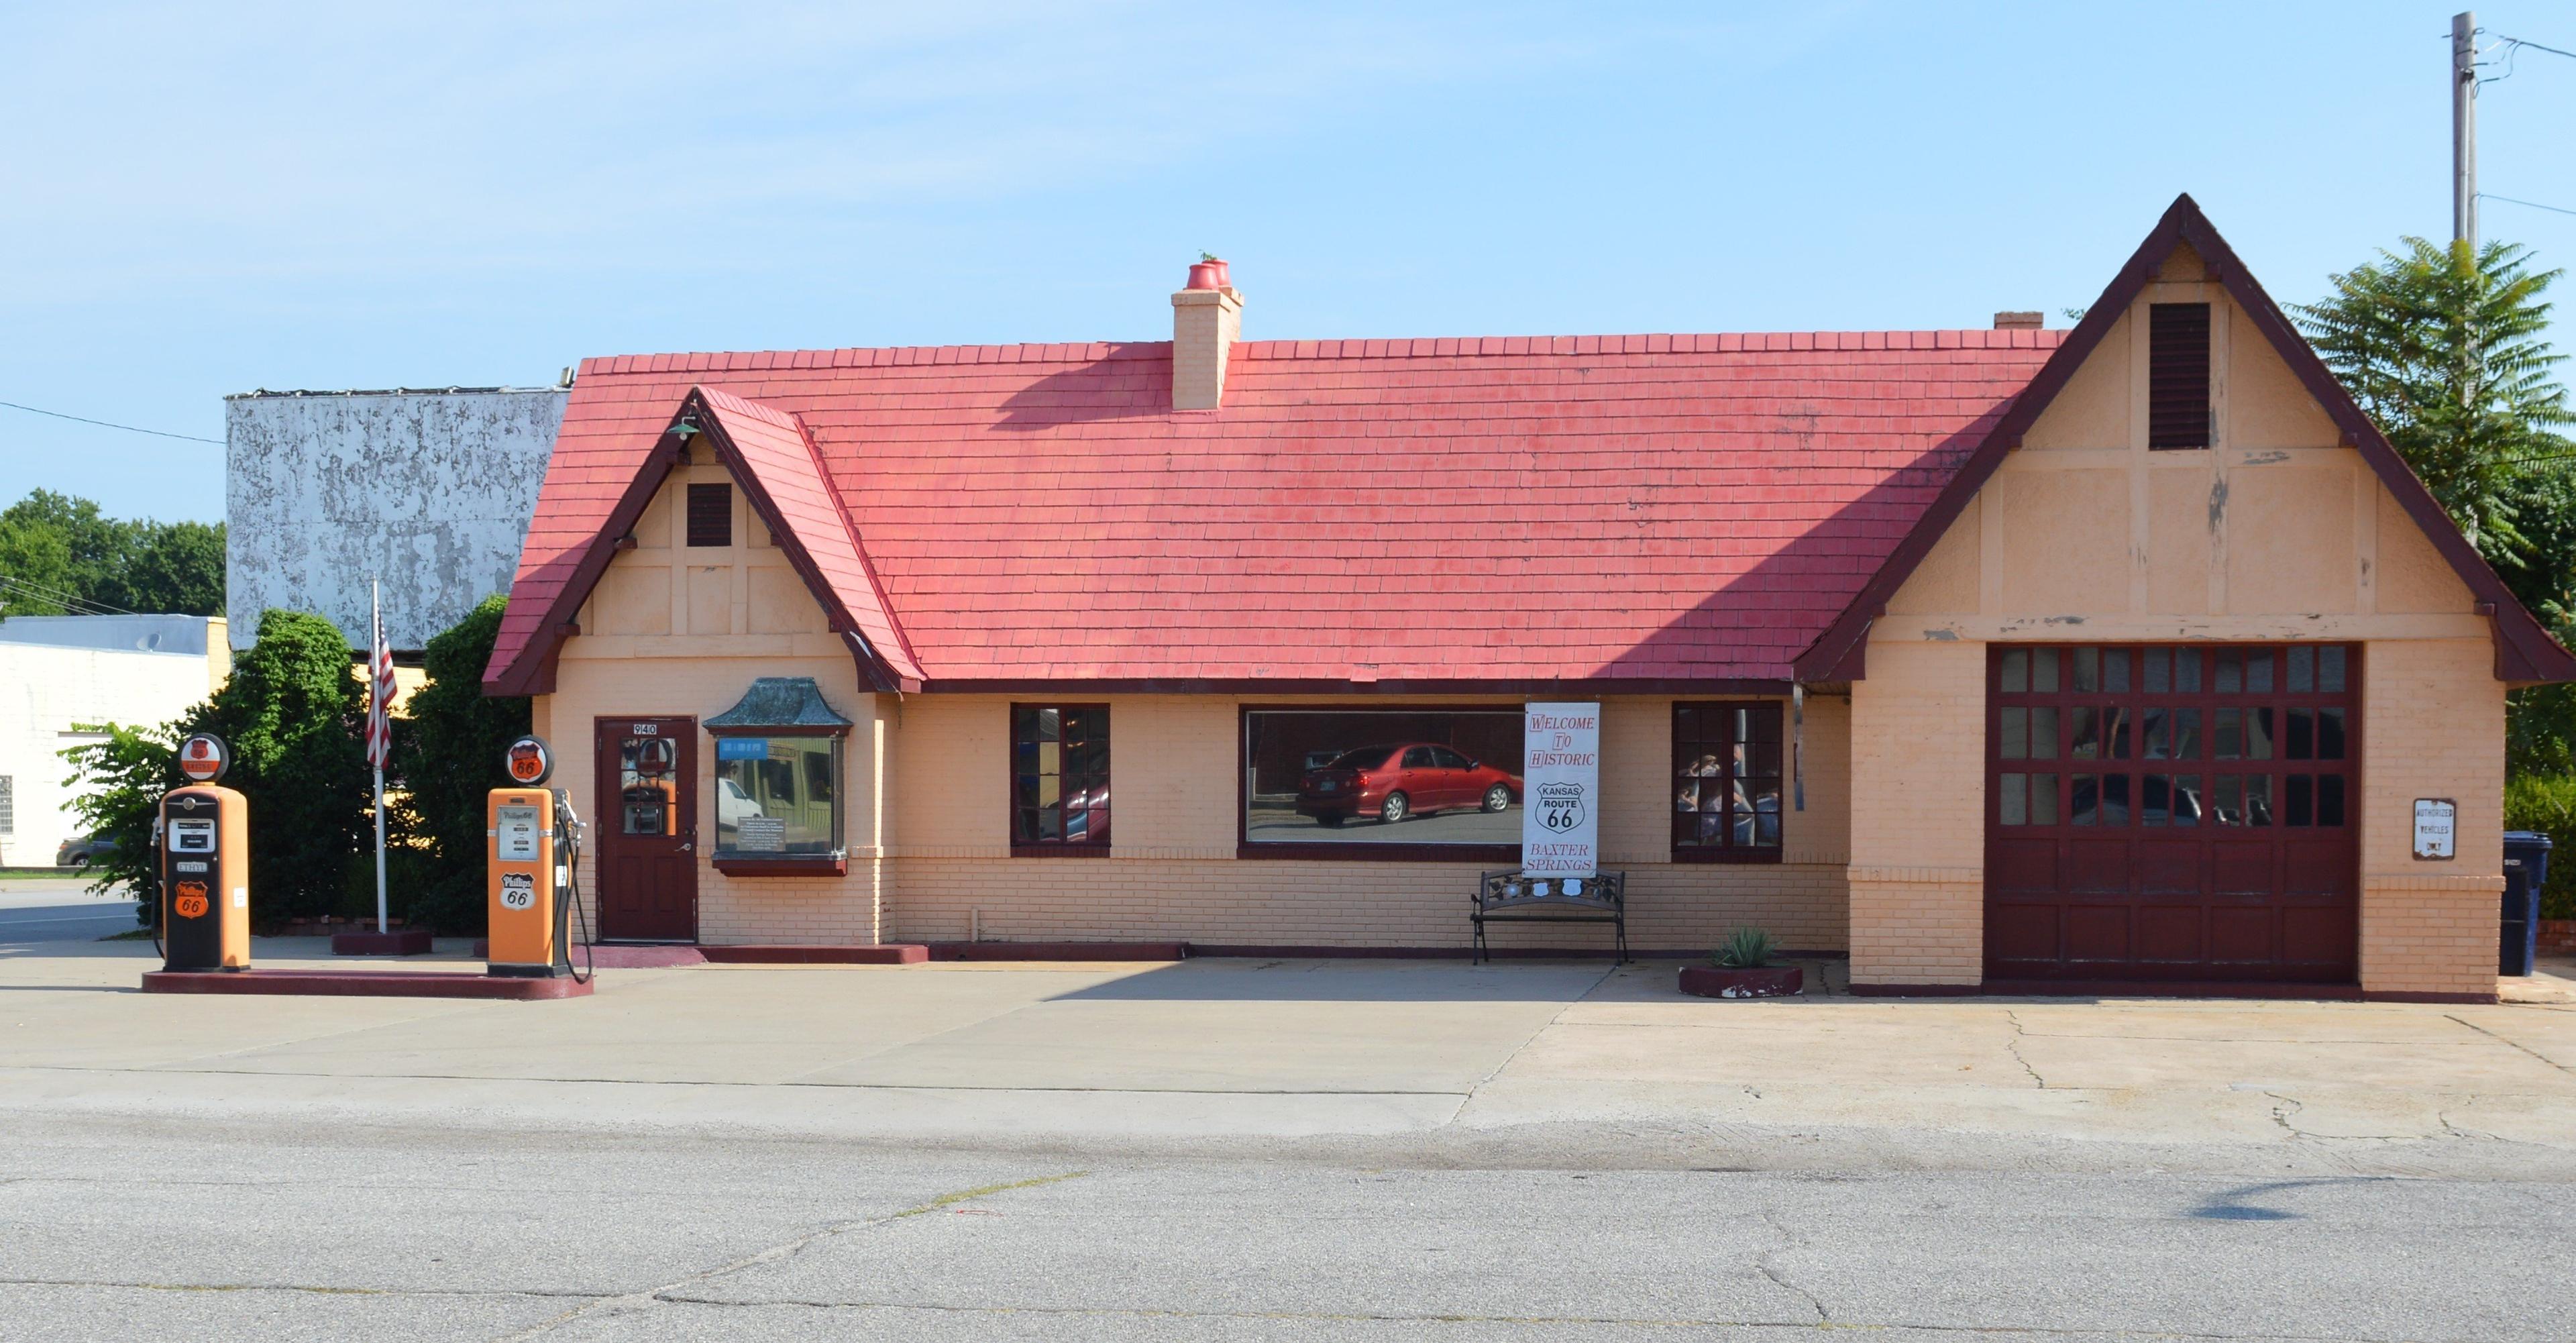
621 735 678 836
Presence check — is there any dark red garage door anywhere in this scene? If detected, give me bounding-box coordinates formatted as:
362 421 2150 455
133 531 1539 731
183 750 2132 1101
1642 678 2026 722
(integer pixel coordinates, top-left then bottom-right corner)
1984 644 2357 987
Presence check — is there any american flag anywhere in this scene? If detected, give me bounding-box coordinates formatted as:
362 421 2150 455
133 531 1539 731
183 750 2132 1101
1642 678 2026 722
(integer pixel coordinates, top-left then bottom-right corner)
366 586 394 772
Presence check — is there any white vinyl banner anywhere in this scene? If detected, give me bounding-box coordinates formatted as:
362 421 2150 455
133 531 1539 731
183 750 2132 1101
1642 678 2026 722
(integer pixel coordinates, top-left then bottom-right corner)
1521 702 1601 875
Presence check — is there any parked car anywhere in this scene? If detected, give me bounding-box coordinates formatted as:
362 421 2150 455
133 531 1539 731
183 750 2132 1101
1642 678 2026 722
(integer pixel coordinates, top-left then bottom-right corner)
56 835 117 868
1295 743 1521 826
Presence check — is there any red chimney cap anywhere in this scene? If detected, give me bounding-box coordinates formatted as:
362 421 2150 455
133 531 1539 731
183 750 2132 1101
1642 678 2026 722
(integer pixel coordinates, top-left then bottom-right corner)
1185 261 1222 291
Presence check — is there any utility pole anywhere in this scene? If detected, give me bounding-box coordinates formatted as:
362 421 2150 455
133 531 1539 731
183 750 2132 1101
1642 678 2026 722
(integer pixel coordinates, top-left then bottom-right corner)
2454 11 2477 246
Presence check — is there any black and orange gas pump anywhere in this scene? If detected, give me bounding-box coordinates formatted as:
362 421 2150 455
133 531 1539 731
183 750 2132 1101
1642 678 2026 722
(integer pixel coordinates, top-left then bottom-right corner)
486 735 592 982
161 733 250 971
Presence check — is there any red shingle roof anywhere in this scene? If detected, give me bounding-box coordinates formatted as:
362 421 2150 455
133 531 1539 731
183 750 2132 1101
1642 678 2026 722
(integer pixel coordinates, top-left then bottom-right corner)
488 330 2062 691
693 388 922 684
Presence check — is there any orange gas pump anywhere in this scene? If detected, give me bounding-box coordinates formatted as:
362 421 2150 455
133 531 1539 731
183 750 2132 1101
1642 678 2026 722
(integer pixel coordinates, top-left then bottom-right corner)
161 733 250 971
486 735 591 981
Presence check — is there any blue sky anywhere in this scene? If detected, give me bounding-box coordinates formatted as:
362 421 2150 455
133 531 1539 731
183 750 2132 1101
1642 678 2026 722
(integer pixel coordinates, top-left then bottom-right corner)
6 1 2574 524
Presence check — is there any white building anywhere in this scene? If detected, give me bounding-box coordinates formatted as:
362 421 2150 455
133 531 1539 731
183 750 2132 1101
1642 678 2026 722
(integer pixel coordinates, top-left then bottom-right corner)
226 385 565 654
0 616 229 867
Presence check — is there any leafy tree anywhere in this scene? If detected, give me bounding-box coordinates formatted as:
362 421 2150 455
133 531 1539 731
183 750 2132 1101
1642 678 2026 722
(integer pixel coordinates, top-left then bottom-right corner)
0 490 140 608
390 595 530 934
190 609 371 920
2293 239 2573 570
59 720 186 925
118 521 227 616
2296 239 2576 779
0 514 79 615
0 490 224 617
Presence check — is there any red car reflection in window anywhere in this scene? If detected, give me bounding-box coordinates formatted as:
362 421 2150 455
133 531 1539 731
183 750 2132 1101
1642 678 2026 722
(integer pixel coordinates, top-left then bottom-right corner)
1295 743 1521 826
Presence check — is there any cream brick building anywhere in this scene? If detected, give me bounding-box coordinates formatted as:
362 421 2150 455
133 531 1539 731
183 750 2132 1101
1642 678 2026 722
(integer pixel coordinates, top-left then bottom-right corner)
486 199 2571 1003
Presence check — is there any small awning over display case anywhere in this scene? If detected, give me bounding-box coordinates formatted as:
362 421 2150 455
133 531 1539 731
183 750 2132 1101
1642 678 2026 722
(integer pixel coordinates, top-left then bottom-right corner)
706 678 853 733
706 678 851 877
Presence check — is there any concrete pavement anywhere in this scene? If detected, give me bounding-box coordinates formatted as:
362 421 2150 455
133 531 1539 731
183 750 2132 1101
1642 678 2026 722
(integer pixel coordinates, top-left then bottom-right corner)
3 1112 2571 1342
7 941 2576 1340
5 939 2573 1177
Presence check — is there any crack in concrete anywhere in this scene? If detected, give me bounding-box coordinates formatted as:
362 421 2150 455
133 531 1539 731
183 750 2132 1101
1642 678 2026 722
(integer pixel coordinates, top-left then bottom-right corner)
1451 961 1619 1120
0 1276 601 1301
1754 1203 1829 1324
490 1170 1087 1342
0 1272 2436 1340
2003 1011 2049 1088
625 1291 2390 1340
2448 1014 2576 1076
3 1063 1469 1098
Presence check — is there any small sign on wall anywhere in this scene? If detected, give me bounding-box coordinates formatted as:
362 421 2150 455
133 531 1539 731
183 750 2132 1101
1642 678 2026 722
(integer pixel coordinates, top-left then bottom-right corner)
1522 702 1600 877
2412 798 2457 861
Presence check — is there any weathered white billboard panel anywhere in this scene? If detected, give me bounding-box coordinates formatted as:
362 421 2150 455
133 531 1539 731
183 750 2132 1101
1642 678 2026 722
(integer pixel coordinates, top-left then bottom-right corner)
225 387 564 651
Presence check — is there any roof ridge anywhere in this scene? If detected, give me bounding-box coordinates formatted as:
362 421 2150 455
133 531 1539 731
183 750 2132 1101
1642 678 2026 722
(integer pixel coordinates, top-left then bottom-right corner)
577 328 2066 378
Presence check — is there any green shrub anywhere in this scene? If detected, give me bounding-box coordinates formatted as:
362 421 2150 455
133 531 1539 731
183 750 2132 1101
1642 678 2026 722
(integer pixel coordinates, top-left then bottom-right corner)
2506 773 2576 920
1714 926 1774 969
58 609 368 926
59 720 184 924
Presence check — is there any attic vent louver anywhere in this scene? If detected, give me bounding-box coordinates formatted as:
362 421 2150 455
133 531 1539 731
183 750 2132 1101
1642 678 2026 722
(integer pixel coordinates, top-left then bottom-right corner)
2148 302 2212 450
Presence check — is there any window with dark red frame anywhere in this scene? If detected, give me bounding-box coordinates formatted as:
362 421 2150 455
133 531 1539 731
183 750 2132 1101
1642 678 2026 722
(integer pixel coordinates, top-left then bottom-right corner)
1012 705 1109 855
1671 702 1783 861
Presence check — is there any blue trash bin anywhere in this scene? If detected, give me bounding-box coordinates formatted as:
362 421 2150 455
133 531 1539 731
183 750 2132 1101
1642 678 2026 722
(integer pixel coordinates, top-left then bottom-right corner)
2502 830 2553 977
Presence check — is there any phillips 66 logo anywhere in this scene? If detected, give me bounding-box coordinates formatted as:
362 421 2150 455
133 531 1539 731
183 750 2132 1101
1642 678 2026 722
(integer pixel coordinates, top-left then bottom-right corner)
1534 782 1586 833
500 872 537 910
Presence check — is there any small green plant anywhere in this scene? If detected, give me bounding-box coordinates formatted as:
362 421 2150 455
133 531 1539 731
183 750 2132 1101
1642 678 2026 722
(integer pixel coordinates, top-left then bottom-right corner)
2506 772 2576 920
1714 926 1774 969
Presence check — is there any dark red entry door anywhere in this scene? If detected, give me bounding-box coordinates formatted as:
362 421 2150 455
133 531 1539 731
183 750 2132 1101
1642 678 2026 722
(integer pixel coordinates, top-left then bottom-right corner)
1985 645 2358 985
594 717 698 943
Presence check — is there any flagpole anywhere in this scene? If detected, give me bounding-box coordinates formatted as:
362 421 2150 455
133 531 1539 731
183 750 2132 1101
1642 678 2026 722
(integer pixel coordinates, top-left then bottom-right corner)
372 578 388 935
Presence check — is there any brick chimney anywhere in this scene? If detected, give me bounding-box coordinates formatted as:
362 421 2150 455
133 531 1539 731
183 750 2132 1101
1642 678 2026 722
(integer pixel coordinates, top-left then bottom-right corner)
1171 258 1242 411
1992 311 2044 330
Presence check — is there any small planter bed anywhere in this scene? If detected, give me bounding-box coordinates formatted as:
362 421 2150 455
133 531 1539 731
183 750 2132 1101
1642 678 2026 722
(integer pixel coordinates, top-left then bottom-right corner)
1678 964 1803 999
1680 926 1802 999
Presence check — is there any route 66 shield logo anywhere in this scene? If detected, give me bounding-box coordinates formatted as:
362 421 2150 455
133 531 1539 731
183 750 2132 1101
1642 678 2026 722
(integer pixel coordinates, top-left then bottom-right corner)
1535 782 1585 834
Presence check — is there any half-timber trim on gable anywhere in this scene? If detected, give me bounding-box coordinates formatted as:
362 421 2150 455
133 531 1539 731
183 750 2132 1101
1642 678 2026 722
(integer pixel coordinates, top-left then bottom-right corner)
484 386 922 696
1791 193 2576 686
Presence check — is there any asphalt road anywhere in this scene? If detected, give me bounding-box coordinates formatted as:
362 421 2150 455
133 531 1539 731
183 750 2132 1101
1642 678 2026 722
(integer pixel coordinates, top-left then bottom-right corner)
5 1111 2568 1342
0 879 133 944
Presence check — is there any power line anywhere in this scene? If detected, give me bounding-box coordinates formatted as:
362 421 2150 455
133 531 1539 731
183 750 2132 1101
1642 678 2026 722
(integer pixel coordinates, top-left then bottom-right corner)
0 399 221 445
2496 34 2576 62
0 573 141 618
2481 192 2576 219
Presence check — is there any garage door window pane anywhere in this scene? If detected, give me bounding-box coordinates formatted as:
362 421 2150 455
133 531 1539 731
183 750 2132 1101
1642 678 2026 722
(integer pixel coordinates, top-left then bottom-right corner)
2002 773 2059 826
2317 708 2346 760
2318 647 2347 693
2143 773 2201 826
2286 773 2314 826
2143 708 2198 759
2073 773 2127 826
2215 774 2272 826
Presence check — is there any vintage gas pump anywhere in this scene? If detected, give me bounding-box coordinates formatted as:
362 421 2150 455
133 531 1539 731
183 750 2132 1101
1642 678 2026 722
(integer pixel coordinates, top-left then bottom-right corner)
161 733 250 971
486 735 591 981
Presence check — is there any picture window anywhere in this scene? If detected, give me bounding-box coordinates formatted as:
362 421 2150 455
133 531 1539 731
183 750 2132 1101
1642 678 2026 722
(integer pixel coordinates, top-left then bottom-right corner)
1672 702 1784 859
1014 706 1110 853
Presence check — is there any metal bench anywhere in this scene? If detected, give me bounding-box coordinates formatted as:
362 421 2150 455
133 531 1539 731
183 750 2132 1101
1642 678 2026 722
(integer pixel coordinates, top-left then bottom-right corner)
1471 869 1626 964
